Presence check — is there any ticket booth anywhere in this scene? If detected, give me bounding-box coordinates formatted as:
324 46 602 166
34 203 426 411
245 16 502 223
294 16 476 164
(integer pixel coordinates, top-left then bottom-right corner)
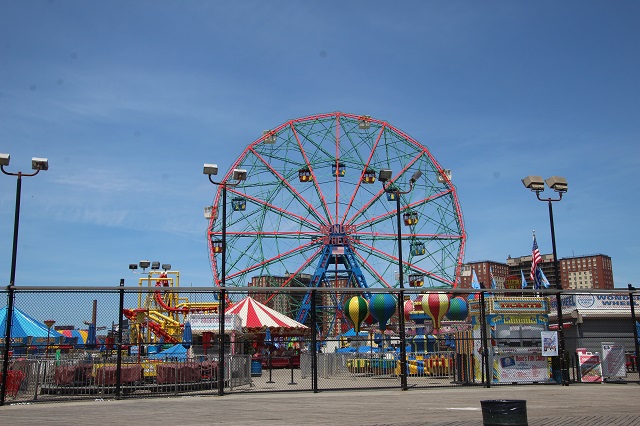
470 297 553 384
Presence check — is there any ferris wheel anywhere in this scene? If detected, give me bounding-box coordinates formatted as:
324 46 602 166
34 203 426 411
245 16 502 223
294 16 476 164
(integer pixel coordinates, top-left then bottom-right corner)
206 112 466 337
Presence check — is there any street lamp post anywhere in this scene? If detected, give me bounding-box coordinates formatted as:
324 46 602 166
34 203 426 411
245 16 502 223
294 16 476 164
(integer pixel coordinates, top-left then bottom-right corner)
522 175 569 386
203 164 246 396
1 153 48 406
378 168 422 391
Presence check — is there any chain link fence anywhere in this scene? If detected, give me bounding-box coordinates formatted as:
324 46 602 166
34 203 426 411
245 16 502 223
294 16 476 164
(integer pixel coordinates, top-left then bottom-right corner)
1 285 638 404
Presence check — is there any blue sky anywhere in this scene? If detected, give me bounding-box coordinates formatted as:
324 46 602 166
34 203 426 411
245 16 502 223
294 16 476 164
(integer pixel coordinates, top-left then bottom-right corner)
1 0 639 296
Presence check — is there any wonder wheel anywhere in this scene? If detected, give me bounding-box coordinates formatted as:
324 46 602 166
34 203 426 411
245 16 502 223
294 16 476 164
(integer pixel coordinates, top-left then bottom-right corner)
206 112 466 338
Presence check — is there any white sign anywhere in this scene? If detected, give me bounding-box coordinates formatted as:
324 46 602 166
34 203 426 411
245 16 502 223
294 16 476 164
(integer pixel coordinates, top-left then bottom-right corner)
601 343 626 378
188 313 242 333
541 331 558 357
550 294 639 311
497 355 550 383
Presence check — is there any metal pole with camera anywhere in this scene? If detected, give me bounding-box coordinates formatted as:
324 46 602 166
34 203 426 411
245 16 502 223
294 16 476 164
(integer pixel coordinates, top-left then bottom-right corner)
204 164 247 396
1 154 48 406
378 168 422 392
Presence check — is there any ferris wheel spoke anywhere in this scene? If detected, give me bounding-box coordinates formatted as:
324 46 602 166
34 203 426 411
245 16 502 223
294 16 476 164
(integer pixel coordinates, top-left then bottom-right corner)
355 240 452 286
290 122 334 222
343 150 422 227
339 124 384 225
248 146 328 225
263 246 323 305
350 247 393 288
225 186 323 231
225 239 321 283
352 189 453 231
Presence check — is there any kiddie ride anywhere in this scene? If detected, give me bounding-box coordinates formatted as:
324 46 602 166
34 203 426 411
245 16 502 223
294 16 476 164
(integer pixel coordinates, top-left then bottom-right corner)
41 270 227 395
124 269 221 348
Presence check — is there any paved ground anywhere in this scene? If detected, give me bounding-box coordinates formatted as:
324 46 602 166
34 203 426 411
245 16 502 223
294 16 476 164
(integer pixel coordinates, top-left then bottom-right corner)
0 382 638 425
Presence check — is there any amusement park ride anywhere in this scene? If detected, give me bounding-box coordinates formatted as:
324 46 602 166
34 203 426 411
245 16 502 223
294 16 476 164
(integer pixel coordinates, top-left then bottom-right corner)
204 112 466 339
121 112 467 345
124 262 220 345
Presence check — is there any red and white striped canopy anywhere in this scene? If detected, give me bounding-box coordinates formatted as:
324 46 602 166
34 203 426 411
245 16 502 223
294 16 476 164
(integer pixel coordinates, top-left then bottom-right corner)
225 297 309 335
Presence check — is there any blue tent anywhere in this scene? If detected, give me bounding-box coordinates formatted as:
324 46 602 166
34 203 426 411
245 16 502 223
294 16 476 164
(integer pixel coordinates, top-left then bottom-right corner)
149 344 187 361
339 328 368 338
0 306 63 344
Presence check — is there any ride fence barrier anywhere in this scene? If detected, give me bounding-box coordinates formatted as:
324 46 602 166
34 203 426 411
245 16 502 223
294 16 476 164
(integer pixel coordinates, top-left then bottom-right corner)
0 285 638 404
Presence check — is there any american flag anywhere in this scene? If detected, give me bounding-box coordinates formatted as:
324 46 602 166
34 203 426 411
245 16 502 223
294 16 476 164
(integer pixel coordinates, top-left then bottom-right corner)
530 234 542 283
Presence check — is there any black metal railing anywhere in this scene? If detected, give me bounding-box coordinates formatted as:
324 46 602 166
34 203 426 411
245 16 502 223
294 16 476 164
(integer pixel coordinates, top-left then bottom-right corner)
1 286 638 404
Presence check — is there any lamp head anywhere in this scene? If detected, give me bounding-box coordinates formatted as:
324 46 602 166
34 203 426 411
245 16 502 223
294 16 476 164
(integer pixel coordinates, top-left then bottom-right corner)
378 169 393 182
521 176 545 192
128 264 138 270
139 260 151 269
232 168 247 181
437 169 452 183
545 176 568 193
162 263 171 271
151 261 160 270
203 164 218 175
410 170 423 183
0 153 9 167
32 157 49 171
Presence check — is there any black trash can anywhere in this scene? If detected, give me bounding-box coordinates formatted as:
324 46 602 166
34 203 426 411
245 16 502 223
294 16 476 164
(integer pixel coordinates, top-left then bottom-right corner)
480 400 527 426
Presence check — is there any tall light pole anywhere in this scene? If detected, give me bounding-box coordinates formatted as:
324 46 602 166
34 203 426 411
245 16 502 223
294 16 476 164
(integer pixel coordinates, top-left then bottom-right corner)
1 153 48 406
522 175 569 386
203 164 246 396
378 168 422 391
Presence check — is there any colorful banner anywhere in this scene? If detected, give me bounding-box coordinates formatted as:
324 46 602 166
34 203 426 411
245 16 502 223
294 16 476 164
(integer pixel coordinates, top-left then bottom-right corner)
577 348 602 383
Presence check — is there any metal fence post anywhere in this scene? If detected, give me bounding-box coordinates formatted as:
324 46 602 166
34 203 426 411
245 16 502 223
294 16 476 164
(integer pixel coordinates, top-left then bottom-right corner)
479 290 490 388
218 288 226 396
311 289 318 393
115 278 125 399
629 284 640 373
0 284 15 406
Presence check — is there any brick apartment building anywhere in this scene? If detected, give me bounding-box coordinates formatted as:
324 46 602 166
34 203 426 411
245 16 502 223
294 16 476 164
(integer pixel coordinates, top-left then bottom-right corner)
461 253 614 289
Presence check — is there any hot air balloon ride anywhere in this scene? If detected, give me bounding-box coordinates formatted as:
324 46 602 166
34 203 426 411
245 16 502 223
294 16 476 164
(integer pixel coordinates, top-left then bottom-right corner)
421 293 450 333
445 296 469 321
369 293 397 332
344 296 369 333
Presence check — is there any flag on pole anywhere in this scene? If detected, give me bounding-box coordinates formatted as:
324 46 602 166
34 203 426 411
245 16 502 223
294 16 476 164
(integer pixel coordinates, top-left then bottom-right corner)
471 270 481 289
530 233 542 286
490 266 497 289
535 266 550 289
521 269 528 289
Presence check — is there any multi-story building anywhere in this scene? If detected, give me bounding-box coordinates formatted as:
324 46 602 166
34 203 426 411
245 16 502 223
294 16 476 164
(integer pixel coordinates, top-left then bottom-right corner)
504 253 614 289
249 274 310 319
560 254 613 290
506 253 556 289
460 260 509 289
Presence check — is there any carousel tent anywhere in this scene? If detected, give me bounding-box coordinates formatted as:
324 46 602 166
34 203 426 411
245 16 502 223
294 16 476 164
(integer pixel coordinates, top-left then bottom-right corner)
59 329 101 347
225 297 309 335
0 306 63 342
